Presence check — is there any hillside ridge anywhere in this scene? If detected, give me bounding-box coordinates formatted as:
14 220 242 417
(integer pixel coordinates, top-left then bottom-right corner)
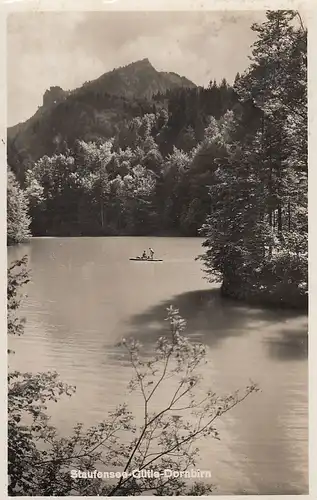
8 59 196 132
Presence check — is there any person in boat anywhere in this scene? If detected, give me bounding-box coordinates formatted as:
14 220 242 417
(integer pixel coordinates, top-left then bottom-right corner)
142 250 147 260
149 248 154 260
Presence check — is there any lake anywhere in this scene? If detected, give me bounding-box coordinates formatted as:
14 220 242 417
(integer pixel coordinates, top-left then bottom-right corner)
8 237 308 495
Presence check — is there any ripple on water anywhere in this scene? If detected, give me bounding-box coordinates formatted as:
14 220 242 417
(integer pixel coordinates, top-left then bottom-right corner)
8 237 308 494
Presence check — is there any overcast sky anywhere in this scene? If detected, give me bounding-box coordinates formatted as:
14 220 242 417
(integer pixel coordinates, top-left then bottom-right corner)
7 11 266 127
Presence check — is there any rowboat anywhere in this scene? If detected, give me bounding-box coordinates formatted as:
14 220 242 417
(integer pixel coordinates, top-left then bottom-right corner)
129 258 163 262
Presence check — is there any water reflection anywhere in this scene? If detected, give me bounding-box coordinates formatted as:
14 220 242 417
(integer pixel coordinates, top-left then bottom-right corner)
265 326 308 361
127 289 307 359
8 238 308 494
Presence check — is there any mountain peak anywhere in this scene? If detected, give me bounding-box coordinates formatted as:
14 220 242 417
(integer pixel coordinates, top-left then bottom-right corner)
8 60 196 156
125 58 155 70
135 57 151 65
43 86 67 108
86 58 195 102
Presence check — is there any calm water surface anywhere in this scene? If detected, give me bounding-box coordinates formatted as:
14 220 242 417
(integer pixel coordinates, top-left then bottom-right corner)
8 237 308 495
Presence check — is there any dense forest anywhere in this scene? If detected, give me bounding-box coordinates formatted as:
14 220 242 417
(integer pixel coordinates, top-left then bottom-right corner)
7 11 307 308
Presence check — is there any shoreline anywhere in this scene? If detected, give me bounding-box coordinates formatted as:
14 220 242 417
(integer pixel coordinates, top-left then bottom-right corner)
8 238 308 313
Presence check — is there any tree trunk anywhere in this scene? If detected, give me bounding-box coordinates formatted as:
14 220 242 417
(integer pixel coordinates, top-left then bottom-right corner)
100 199 104 229
277 204 282 234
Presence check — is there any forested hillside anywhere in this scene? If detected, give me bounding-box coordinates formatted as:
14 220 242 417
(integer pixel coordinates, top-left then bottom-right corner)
7 11 307 308
7 58 196 165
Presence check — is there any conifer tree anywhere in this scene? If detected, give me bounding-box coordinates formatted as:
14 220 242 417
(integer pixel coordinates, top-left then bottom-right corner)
7 169 31 246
